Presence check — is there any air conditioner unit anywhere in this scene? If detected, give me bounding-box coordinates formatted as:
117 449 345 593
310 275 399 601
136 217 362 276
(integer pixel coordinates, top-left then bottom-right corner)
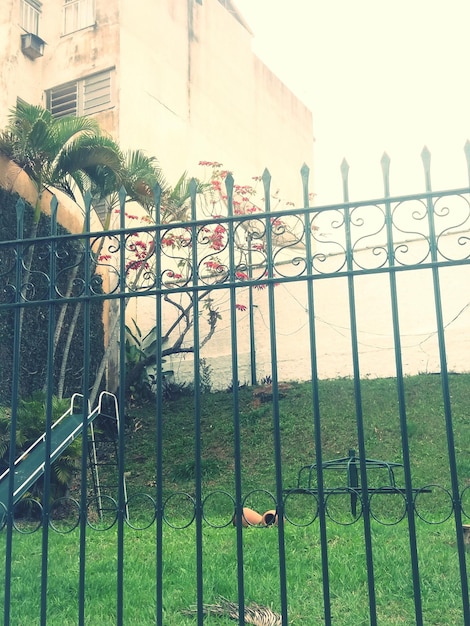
21 33 46 60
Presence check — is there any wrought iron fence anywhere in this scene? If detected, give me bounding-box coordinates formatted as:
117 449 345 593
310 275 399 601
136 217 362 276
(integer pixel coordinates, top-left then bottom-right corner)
1 152 470 624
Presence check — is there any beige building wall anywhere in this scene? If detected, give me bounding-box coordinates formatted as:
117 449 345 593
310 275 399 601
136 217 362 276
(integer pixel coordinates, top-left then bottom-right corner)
166 236 470 389
1 0 314 393
0 0 313 201
0 2 45 112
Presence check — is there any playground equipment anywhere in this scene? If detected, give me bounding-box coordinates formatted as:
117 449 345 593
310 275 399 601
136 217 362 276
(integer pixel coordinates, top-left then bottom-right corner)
0 391 125 517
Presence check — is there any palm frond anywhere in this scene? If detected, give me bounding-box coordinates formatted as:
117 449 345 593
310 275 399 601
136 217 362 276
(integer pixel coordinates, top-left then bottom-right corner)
119 149 167 210
53 140 123 200
160 172 209 222
48 114 103 154
125 150 166 186
182 597 282 625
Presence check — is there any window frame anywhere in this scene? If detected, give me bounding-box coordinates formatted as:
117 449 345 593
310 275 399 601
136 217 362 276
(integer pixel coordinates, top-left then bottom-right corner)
47 70 113 119
20 0 42 36
62 0 95 35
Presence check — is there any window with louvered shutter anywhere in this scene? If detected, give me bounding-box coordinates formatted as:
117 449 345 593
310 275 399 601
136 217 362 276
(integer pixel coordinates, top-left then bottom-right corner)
47 70 112 118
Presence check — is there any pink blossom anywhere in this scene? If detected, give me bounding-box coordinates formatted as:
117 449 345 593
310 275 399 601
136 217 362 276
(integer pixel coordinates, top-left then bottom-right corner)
236 271 248 280
205 260 223 272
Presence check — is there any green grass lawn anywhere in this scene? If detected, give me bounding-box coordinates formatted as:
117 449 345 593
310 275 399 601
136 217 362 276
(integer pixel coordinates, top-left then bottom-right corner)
1 373 470 624
0 519 466 624
123 373 470 505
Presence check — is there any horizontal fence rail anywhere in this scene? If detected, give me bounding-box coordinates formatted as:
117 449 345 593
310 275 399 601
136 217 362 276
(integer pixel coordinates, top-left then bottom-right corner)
2 188 470 308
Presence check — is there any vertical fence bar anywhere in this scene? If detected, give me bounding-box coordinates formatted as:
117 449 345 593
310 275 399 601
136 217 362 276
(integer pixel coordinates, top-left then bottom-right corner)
247 233 257 386
78 298 88 626
262 168 289 624
227 174 251 624
116 187 128 626
421 148 470 623
3 198 26 626
188 179 205 626
78 193 93 625
301 164 332 625
341 158 378 626
154 183 164 626
39 196 59 626
225 173 246 625
381 153 424 625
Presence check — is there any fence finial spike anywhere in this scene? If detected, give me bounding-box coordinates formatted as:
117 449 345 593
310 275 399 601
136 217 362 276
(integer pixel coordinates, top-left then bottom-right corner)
261 168 271 211
50 194 59 214
189 177 198 196
118 185 127 202
262 168 271 184
223 172 234 216
15 197 25 220
464 140 470 163
225 171 234 193
340 159 350 202
380 151 391 169
421 146 432 192
381 152 391 196
262 167 271 190
421 146 431 169
189 178 198 219
153 181 162 204
300 163 310 207
464 141 470 189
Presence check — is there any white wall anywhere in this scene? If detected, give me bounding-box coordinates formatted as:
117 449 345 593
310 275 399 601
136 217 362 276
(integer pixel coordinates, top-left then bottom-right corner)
117 0 314 198
159 234 470 389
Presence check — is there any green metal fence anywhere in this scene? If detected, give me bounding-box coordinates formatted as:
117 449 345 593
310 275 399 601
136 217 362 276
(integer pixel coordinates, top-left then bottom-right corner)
1 151 470 624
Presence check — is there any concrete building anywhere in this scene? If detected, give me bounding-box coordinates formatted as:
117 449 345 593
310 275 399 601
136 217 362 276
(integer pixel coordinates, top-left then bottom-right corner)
0 0 314 198
1 2 468 390
0 0 316 393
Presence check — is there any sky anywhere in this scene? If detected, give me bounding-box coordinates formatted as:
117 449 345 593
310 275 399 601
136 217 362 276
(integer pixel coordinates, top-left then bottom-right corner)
235 0 470 205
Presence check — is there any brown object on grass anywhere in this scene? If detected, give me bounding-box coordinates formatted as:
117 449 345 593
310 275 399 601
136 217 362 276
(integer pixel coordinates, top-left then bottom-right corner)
261 509 278 526
232 507 263 527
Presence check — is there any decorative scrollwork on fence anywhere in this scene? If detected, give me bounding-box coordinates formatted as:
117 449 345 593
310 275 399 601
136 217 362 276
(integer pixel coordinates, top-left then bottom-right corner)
2 185 470 305
1 482 464 535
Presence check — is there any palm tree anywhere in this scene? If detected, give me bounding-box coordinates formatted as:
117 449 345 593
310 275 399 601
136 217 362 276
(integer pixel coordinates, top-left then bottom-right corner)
89 149 208 229
0 101 124 227
0 102 124 398
0 102 212 404
0 101 124 308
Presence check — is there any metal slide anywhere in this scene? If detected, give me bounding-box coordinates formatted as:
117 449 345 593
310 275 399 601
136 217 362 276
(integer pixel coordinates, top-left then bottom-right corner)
0 392 117 509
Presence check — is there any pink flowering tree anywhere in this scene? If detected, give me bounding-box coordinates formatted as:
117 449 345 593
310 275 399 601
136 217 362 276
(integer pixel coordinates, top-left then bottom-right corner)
105 160 313 400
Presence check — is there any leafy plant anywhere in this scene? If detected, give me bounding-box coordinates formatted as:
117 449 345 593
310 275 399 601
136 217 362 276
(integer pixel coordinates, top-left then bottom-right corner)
0 393 80 502
225 379 248 393
162 379 192 401
124 319 173 404
199 358 213 394
0 188 105 403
